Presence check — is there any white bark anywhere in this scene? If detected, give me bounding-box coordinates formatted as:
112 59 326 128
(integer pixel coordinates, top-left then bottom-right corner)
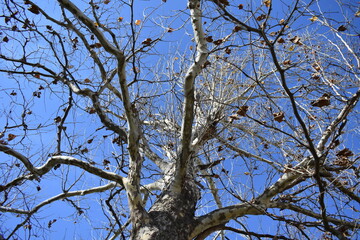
174 0 209 189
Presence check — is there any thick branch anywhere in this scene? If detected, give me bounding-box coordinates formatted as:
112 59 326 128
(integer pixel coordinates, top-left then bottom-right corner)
0 144 39 175
57 0 145 218
0 182 118 214
316 89 360 152
1 156 124 192
175 0 209 188
189 203 264 239
57 0 123 58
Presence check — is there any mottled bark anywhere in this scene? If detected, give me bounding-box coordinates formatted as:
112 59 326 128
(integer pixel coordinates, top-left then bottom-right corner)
131 180 200 240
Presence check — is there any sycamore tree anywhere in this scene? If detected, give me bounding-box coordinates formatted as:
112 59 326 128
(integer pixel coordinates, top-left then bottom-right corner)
0 0 359 239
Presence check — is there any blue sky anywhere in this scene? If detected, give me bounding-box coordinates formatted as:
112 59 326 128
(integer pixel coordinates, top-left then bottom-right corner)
1 0 359 239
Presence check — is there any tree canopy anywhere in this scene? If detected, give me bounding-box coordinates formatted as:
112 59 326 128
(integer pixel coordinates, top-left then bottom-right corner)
0 0 359 239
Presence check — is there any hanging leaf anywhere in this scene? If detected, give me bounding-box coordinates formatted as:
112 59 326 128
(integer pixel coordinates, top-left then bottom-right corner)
213 39 223 45
8 134 17 141
330 139 340 149
33 91 41 98
337 25 347 32
227 136 235 141
269 31 277 36
290 36 302 45
28 4 40 15
309 16 318 22
334 149 353 167
336 148 354 159
312 63 321 71
205 36 213 42
310 93 330 107
103 0 110 4
3 36 9 42
277 38 285 43
217 146 223 152
134 20 141 26
142 38 152 45
225 47 231 54
263 0 271 7
233 26 242 32
238 4 244 9
22 19 30 29
256 14 267 21
54 116 62 123
236 106 248 116
273 112 285 122
88 107 96 114
283 60 291 65
81 148 89 154
24 224 32 230
117 17 123 22
311 72 320 80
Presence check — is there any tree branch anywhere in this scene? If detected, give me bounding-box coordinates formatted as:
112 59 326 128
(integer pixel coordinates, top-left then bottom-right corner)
174 0 209 189
0 144 39 175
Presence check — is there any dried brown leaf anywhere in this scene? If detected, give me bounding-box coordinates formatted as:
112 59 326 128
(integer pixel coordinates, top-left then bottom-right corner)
7 134 17 141
236 106 248 116
337 25 347 32
28 4 40 14
256 14 267 21
273 112 285 122
311 93 330 107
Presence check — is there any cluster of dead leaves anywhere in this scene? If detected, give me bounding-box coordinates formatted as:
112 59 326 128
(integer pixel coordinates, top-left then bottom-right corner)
205 36 224 46
228 106 285 123
0 133 17 145
334 148 354 167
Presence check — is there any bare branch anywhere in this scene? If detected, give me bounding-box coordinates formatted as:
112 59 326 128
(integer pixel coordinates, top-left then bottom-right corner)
174 0 209 188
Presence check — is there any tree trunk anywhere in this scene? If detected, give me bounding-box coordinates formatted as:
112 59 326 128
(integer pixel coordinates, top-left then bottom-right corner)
131 180 200 240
